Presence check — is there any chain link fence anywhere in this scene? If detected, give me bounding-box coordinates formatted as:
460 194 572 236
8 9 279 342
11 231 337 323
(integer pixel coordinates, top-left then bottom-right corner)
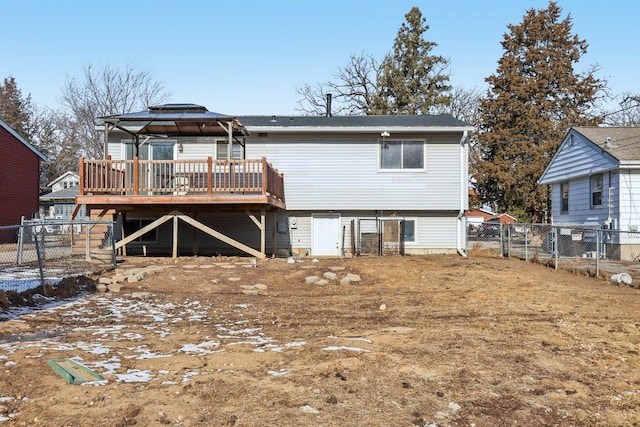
0 219 116 295
354 218 404 256
468 222 640 285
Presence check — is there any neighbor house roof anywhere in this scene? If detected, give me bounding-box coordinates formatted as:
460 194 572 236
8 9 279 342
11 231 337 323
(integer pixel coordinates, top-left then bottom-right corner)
574 127 640 162
0 119 47 161
40 185 79 202
238 114 472 133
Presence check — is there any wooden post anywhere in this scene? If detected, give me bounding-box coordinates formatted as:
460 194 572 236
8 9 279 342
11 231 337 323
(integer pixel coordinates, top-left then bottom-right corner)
261 209 266 256
79 157 85 195
207 157 213 196
133 157 139 195
272 210 277 257
173 214 178 258
262 157 268 196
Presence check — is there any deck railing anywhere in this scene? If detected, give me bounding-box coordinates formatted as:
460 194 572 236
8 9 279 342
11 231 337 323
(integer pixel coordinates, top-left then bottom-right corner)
79 157 285 201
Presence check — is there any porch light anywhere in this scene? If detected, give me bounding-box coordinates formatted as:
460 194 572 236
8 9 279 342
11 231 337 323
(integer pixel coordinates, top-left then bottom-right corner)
178 143 184 153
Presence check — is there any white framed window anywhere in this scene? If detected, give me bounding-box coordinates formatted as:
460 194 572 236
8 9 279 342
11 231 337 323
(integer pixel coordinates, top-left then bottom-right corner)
590 174 603 208
216 140 243 160
560 182 569 214
380 140 425 170
402 219 416 243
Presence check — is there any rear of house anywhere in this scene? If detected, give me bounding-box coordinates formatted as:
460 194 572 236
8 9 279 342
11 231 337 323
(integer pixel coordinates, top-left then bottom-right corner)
0 120 46 229
81 105 471 258
239 115 471 256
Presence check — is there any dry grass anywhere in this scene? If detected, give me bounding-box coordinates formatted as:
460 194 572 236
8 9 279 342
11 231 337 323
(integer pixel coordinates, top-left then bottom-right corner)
1 255 640 426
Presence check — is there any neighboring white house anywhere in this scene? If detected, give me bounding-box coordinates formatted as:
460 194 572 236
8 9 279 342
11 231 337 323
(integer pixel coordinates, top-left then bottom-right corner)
538 126 640 259
97 105 472 257
49 171 80 192
39 171 85 219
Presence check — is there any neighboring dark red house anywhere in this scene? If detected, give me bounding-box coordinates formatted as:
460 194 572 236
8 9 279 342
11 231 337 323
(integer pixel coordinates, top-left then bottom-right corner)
0 119 47 228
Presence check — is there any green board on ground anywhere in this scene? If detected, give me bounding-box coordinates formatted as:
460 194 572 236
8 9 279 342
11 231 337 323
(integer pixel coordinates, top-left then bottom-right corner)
47 358 104 384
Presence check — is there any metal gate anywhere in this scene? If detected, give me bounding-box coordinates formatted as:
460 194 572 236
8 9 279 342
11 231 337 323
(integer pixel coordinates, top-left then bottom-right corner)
357 218 404 256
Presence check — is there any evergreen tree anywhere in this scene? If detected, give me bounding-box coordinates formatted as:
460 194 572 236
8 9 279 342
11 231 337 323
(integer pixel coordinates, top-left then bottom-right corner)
0 76 34 139
370 7 451 115
474 1 604 222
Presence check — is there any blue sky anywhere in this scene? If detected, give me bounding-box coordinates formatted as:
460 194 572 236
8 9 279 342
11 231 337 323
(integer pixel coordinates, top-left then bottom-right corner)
1 0 636 115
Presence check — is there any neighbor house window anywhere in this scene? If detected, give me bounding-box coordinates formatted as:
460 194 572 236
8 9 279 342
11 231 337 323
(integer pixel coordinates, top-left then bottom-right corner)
590 174 603 207
402 220 416 242
560 183 569 214
380 140 424 170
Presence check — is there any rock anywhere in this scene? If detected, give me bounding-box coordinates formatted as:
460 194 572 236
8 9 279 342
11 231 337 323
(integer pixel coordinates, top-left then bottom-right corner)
339 278 351 285
242 289 259 296
329 266 345 271
316 279 329 286
379 304 386 311
96 283 108 293
107 283 121 293
323 272 337 280
305 276 320 284
326 395 338 404
228 277 241 282
345 273 361 282
287 257 295 264
98 277 114 285
253 283 268 290
300 405 320 414
131 292 151 299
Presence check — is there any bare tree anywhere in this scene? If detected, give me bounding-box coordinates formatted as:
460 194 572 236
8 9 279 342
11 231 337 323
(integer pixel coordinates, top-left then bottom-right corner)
295 52 379 115
61 64 170 159
434 86 481 126
602 92 640 126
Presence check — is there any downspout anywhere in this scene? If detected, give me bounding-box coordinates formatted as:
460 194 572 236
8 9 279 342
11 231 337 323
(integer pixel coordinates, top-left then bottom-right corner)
457 131 468 257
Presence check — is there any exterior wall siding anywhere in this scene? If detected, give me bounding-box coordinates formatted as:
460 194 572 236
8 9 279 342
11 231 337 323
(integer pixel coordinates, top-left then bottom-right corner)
552 172 619 228
0 127 41 226
245 132 464 211
540 132 617 184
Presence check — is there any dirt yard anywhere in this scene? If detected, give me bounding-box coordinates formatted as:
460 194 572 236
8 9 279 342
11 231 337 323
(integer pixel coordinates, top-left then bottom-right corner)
1 254 640 426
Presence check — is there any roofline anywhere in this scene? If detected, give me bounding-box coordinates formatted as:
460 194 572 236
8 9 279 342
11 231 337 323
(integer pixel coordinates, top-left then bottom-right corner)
0 119 48 161
244 125 474 133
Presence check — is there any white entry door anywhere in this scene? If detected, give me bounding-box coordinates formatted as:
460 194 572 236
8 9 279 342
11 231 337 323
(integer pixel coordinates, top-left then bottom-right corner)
312 214 341 256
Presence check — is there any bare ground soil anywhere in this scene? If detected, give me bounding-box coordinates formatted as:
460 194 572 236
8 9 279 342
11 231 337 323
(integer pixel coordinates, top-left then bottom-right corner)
1 254 640 426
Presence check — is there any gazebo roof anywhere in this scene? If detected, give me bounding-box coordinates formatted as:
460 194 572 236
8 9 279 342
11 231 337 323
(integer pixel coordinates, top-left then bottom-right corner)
101 104 248 137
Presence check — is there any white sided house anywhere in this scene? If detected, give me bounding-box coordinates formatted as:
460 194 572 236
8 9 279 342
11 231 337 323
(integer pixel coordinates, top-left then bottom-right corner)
539 127 640 260
80 104 471 258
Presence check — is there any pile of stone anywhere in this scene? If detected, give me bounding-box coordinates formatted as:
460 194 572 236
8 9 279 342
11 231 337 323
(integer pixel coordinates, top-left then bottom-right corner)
96 265 168 293
305 266 361 286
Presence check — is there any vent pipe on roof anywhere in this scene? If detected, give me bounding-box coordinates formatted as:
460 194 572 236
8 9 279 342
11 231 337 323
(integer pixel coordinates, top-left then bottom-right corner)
604 137 611 150
326 93 332 117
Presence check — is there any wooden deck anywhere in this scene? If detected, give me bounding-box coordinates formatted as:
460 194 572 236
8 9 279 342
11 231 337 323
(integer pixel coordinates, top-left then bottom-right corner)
77 157 285 210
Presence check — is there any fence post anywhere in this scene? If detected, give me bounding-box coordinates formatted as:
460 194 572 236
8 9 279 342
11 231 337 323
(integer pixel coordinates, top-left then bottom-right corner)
32 230 46 294
596 229 600 277
17 216 25 265
524 224 528 260
500 225 504 257
553 227 558 270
